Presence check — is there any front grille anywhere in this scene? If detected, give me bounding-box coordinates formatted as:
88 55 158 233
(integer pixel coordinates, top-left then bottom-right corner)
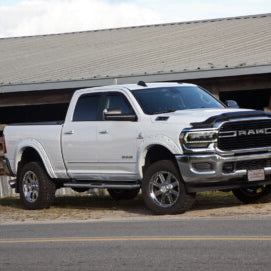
218 119 271 151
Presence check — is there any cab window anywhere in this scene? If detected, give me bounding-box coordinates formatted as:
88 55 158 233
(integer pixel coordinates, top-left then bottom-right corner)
104 93 135 116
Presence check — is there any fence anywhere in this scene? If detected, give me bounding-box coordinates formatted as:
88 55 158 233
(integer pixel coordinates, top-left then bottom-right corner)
0 176 15 198
0 125 5 176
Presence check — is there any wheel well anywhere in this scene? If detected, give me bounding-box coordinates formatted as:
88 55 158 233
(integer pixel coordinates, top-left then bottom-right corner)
20 147 42 166
143 145 177 173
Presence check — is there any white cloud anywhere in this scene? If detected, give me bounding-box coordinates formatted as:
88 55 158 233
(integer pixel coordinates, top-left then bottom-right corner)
130 0 271 22
0 0 163 38
1 0 271 38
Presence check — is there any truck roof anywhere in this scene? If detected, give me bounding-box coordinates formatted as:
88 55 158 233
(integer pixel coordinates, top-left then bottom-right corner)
75 82 196 94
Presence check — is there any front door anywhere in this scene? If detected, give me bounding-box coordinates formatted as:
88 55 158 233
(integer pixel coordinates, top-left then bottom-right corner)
97 92 139 180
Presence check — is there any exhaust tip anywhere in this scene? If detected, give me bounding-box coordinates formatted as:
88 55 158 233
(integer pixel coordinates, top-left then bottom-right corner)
9 179 17 189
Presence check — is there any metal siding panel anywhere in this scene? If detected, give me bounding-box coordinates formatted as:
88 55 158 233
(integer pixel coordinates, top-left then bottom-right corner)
0 13 271 89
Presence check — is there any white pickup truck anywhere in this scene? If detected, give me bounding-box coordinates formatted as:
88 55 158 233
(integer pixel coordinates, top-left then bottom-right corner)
3 82 271 214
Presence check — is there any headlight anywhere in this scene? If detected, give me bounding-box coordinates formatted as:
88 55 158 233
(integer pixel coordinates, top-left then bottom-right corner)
180 131 218 148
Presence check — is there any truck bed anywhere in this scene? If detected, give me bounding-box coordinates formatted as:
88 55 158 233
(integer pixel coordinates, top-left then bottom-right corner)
4 123 67 179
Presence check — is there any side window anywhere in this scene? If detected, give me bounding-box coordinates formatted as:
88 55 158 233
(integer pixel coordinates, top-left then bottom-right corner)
104 93 134 115
73 94 101 121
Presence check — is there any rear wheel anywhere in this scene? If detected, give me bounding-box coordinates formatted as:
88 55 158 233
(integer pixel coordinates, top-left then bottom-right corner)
108 188 140 200
19 161 56 209
232 185 271 204
142 160 195 215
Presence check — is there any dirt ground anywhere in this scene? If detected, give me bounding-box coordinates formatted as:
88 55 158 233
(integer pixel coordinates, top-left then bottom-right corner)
1 191 271 225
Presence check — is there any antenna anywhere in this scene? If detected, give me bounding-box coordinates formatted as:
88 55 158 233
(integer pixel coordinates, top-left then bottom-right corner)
137 81 147 87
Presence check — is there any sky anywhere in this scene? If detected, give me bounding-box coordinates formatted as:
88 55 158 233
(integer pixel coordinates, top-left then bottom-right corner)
0 0 271 38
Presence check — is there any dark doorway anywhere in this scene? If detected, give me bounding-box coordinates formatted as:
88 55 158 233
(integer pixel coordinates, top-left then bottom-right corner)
219 89 271 110
0 103 69 124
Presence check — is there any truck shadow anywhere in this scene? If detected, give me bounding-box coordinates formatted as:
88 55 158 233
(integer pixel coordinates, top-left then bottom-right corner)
0 191 244 216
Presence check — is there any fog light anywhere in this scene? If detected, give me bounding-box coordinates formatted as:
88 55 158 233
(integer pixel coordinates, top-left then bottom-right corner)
192 162 213 172
223 163 234 173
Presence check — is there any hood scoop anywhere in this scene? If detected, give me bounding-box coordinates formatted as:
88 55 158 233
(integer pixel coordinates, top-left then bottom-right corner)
191 110 271 128
155 116 169 121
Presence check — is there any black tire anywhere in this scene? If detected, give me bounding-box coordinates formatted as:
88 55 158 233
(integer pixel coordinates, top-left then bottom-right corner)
19 161 56 209
108 187 140 200
232 185 271 204
142 160 195 215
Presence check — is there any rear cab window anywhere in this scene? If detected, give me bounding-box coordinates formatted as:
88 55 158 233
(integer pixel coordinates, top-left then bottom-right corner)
73 94 102 121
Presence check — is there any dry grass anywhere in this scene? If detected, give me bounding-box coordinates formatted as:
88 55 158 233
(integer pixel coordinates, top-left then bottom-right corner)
1 191 271 224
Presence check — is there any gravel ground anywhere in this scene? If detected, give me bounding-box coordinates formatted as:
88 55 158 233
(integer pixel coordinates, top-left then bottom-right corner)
1 191 271 224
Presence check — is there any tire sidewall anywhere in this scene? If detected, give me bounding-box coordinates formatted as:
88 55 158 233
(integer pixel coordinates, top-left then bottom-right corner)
142 160 194 215
233 185 271 204
19 161 55 209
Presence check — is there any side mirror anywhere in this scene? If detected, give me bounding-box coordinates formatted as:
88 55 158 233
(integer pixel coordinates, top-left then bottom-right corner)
104 109 137 121
225 100 239 108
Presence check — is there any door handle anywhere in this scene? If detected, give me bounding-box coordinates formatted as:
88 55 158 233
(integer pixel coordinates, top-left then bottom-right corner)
64 130 74 135
99 130 108 134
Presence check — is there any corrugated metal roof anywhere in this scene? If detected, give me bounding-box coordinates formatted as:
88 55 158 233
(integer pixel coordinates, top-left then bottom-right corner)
0 13 271 92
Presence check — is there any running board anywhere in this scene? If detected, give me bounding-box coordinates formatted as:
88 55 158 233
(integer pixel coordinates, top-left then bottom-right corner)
64 183 140 189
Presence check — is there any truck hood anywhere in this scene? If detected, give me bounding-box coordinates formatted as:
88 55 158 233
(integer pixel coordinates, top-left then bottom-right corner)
151 108 253 128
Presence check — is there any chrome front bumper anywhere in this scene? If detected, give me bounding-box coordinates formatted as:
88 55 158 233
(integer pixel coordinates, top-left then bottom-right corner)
175 152 271 191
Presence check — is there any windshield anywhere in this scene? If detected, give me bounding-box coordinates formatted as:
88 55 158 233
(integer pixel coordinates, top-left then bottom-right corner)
131 86 225 115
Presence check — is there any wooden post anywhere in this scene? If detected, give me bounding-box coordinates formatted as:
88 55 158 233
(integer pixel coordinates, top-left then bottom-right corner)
0 124 6 175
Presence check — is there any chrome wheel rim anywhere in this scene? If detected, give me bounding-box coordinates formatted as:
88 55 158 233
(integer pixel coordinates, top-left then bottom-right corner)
149 171 180 208
23 171 39 203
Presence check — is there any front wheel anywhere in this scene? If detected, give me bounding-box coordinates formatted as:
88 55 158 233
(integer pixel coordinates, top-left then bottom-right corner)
142 160 195 215
232 185 271 204
19 161 56 209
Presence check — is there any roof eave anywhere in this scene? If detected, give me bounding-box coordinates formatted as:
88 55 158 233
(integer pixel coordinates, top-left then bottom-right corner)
1 64 270 93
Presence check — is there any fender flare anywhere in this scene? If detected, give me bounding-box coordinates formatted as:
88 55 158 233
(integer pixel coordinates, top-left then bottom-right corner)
136 135 182 179
13 138 57 179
